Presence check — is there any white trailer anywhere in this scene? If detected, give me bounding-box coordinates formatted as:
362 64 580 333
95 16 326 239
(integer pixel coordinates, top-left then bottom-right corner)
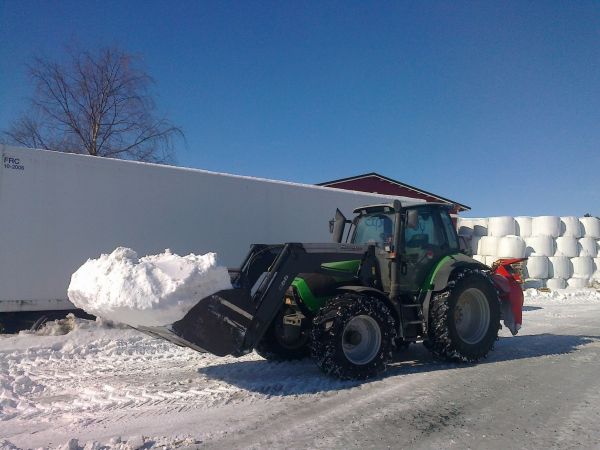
0 145 421 326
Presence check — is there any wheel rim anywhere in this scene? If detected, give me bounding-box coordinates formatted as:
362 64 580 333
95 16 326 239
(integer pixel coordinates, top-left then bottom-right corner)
342 315 382 365
454 288 491 345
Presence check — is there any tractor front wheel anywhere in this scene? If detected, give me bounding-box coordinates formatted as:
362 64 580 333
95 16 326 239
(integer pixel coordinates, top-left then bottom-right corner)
255 309 310 361
311 293 396 380
427 270 500 361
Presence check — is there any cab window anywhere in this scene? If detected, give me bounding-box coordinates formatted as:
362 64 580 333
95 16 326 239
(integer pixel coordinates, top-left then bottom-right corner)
353 213 395 247
440 211 459 250
404 209 443 248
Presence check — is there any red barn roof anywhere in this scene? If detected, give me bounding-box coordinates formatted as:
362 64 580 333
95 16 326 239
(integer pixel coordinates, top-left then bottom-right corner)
317 172 470 212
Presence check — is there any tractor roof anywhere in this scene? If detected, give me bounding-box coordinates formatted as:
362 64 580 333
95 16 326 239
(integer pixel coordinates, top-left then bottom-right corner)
353 202 452 215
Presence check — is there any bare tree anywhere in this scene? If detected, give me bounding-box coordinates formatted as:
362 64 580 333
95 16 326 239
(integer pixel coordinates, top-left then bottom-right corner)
3 46 182 163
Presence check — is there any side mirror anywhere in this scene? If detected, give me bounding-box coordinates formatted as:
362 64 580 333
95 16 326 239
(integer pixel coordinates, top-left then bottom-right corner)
331 209 347 243
406 209 419 229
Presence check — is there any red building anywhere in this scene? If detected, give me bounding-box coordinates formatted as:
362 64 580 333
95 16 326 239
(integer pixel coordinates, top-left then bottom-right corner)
317 172 470 219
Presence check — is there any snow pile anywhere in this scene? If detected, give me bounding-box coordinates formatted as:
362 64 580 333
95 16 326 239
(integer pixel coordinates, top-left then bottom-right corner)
524 288 600 305
68 247 232 327
457 215 600 290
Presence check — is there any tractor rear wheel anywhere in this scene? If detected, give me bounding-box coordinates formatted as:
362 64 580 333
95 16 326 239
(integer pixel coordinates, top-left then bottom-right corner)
427 270 500 361
311 293 396 380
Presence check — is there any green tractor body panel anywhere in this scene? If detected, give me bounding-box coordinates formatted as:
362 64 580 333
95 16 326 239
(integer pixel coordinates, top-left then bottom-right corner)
320 260 361 273
291 277 327 311
421 255 456 291
423 253 488 292
292 259 362 312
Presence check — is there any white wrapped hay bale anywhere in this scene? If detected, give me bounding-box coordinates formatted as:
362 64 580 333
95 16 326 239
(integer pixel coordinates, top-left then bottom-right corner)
572 256 594 279
470 236 482 255
554 236 578 257
580 217 600 239
458 225 473 237
560 217 583 238
488 216 516 237
578 237 598 257
526 256 549 279
532 216 561 238
485 256 498 267
515 216 532 238
548 256 573 280
523 279 545 289
546 278 567 290
525 236 555 257
478 236 499 256
496 235 526 258
471 218 489 236
456 217 473 237
593 258 600 280
472 255 486 264
567 277 590 289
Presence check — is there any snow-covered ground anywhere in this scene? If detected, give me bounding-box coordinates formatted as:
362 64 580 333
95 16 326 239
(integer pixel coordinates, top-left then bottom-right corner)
2 289 600 449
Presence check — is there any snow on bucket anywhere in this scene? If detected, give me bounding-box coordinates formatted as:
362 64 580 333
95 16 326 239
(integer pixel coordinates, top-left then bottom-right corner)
532 216 561 238
526 256 549 279
548 256 573 280
496 235 526 258
68 247 233 327
525 236 555 257
578 237 598 257
488 216 516 237
560 217 583 238
515 216 532 238
580 217 600 239
546 278 567 290
554 237 578 257
571 256 594 279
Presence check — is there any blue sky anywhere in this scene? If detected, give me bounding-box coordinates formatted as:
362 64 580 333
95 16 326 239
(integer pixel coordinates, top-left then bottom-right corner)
1 1 599 217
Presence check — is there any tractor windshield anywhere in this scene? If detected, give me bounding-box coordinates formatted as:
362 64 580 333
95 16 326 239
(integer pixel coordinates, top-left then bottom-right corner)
353 212 395 247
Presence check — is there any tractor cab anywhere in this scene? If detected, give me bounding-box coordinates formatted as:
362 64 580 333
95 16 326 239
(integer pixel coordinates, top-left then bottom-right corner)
332 200 462 294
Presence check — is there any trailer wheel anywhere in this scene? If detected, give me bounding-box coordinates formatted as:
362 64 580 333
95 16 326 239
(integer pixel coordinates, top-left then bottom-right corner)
427 269 500 361
311 293 396 380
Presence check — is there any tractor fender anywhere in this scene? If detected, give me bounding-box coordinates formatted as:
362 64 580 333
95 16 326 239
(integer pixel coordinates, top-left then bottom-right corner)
334 285 402 328
421 254 489 333
427 253 488 292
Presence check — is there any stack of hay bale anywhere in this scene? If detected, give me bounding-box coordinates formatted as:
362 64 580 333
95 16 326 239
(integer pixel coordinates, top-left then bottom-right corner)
457 216 600 290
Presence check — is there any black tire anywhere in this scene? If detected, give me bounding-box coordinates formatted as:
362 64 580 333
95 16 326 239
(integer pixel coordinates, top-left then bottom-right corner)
394 338 411 351
427 269 500 362
30 315 49 332
255 315 310 361
311 293 396 380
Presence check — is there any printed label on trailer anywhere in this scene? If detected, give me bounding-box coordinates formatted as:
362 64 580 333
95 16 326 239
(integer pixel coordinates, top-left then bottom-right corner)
3 156 25 171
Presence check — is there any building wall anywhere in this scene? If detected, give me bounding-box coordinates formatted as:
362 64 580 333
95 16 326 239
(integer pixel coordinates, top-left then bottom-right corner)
0 146 424 310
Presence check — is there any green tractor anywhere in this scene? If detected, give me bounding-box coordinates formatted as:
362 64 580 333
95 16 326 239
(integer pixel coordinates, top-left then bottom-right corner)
138 201 523 380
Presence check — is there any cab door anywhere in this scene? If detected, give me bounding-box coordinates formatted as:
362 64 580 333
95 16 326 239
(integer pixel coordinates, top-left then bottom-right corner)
398 206 447 293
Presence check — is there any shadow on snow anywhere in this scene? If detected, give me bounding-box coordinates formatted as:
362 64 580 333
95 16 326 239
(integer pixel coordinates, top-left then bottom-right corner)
197 333 598 396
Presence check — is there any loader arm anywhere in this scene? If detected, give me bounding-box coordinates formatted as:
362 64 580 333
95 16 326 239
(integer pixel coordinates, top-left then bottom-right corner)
138 243 370 357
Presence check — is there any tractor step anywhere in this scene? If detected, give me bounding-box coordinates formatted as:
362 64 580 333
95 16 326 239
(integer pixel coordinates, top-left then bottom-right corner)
403 320 424 326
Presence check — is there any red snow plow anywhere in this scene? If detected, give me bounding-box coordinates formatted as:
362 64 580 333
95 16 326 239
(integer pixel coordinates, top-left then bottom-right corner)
490 258 526 335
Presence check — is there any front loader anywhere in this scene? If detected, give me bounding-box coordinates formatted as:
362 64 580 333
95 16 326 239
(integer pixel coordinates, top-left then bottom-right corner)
137 201 524 380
